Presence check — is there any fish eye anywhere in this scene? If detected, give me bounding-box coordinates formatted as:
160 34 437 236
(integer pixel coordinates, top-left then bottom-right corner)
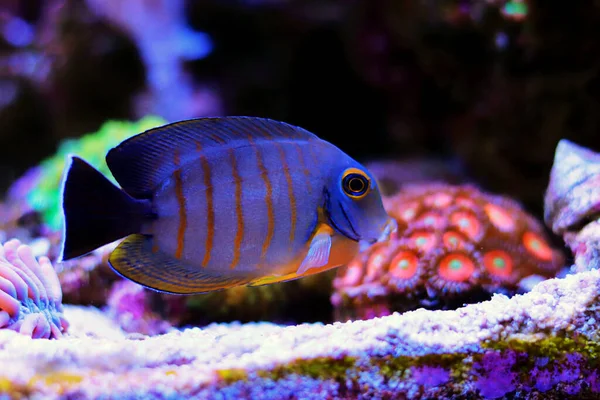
342 168 370 199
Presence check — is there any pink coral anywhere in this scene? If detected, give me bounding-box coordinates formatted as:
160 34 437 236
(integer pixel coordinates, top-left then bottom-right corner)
0 239 68 338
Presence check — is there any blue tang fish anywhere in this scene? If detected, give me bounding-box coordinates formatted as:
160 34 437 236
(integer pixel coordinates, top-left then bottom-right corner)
59 117 397 294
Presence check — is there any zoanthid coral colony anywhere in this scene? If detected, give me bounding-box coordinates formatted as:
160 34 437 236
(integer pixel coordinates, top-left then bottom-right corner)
333 183 565 319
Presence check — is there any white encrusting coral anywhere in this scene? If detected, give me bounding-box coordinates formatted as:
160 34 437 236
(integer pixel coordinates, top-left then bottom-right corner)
0 268 598 399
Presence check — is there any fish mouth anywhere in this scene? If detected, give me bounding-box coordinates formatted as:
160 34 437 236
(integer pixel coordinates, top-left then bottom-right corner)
358 218 397 251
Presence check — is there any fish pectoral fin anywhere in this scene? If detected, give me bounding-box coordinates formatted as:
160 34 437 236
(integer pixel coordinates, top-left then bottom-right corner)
109 234 251 294
296 228 332 275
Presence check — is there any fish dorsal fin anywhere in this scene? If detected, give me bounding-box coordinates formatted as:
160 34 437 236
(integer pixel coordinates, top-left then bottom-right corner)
106 116 319 198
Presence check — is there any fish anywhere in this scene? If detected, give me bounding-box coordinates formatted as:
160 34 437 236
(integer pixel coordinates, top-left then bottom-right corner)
59 116 397 294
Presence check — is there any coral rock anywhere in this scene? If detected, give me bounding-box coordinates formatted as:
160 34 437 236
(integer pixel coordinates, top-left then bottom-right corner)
0 239 68 339
0 270 599 399
334 184 565 320
544 139 600 236
544 139 600 273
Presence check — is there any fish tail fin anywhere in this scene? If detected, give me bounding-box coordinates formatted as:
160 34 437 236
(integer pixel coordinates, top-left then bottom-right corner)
109 234 252 294
59 155 154 262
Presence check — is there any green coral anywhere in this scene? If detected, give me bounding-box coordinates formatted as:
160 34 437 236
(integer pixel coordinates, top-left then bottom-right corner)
260 356 357 381
375 353 470 381
26 116 167 231
483 334 600 367
217 369 249 384
214 334 600 390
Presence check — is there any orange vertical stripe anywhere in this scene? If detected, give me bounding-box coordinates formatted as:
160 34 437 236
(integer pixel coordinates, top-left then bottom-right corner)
275 143 297 247
229 148 244 269
293 142 312 195
307 141 320 167
250 137 275 261
174 151 187 260
211 134 226 144
200 153 214 268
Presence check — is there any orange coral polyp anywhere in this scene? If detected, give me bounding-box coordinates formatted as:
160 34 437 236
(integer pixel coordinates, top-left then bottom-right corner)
523 231 553 261
396 202 420 222
409 231 437 252
442 231 467 248
483 250 513 277
424 193 453 208
335 262 363 288
484 203 515 232
450 211 482 240
438 253 475 282
366 246 390 281
455 196 477 209
415 211 444 229
389 251 419 279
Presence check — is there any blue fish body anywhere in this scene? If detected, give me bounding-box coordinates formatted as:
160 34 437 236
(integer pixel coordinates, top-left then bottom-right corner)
59 117 396 294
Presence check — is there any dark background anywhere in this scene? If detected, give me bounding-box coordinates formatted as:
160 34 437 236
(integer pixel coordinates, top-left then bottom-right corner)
2 0 600 219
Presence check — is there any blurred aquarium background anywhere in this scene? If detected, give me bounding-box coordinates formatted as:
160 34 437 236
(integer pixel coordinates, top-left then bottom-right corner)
1 0 598 218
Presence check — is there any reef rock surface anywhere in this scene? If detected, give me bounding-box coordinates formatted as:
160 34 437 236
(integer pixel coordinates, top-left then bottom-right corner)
0 269 599 399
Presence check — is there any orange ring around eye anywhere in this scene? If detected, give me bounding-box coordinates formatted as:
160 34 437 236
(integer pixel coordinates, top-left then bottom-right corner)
342 168 371 199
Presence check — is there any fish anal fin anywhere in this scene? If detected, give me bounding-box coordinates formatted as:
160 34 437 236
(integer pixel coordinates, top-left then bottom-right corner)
109 234 251 294
106 117 318 198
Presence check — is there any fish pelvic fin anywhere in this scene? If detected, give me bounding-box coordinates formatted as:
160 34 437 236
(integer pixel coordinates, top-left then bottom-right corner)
109 234 252 294
296 224 334 275
59 155 153 262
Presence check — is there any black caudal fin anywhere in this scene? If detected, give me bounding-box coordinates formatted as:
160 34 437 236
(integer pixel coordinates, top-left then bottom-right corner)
59 156 153 262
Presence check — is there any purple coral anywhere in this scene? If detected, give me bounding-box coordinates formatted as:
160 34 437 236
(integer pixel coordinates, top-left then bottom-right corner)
411 365 450 387
105 280 171 336
0 239 68 339
472 350 518 398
